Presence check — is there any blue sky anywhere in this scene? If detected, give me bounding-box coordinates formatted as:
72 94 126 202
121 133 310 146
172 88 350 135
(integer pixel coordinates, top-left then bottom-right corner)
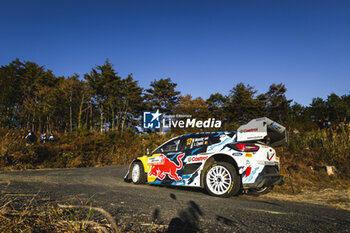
1 0 349 106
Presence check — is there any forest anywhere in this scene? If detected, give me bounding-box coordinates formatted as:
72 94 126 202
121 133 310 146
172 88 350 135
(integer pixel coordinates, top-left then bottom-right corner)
0 59 349 184
1 59 349 133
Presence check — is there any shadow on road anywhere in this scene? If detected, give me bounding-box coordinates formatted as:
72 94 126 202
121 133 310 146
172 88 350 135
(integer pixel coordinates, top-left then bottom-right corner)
152 193 204 233
156 193 246 232
166 198 203 232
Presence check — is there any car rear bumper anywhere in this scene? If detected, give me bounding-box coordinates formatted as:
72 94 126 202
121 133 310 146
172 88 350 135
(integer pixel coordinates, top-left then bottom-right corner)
243 165 284 189
243 174 284 189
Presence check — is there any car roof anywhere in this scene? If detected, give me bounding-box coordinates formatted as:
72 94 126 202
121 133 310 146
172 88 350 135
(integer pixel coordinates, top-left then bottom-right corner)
151 131 237 154
182 131 236 137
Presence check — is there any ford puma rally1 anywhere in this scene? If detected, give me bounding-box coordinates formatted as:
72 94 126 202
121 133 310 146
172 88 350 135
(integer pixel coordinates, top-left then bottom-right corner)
124 117 286 197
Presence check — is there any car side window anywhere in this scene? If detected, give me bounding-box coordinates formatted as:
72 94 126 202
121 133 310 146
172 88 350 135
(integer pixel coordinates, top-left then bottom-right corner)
154 138 182 153
164 139 181 152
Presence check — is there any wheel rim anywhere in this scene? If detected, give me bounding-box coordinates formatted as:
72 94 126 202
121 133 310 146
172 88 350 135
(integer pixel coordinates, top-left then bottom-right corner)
206 165 232 195
131 164 140 183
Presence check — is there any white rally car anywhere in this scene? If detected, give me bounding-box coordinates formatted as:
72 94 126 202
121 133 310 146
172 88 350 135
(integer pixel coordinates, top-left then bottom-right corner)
125 117 287 197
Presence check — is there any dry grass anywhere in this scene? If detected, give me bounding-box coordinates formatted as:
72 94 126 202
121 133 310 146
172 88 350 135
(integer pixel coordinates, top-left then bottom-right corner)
0 193 116 232
261 188 350 210
0 193 167 233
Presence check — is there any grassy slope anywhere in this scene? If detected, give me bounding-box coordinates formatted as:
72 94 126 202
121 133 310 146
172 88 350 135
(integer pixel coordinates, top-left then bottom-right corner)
0 127 349 191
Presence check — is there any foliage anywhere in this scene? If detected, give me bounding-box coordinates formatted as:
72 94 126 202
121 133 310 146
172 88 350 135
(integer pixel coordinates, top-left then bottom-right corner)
145 78 180 114
0 130 172 169
287 126 350 177
225 83 261 124
175 94 212 120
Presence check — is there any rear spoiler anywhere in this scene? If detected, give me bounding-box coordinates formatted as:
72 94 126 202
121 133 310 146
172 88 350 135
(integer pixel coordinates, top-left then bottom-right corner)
237 117 288 147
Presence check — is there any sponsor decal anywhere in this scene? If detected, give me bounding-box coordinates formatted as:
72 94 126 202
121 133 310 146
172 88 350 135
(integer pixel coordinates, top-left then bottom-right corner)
267 153 275 161
244 167 259 182
187 156 208 163
187 138 192 145
245 153 253 158
192 137 205 147
240 128 258 133
207 137 231 151
247 136 262 139
245 166 252 177
232 152 243 156
148 154 185 181
270 123 281 130
264 161 276 165
147 156 164 165
257 160 278 165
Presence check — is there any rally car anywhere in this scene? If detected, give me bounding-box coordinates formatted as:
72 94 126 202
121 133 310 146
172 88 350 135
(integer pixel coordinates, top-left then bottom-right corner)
124 117 287 197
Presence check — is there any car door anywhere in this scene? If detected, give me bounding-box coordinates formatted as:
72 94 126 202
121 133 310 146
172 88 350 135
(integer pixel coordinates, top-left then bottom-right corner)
183 134 210 156
147 137 186 183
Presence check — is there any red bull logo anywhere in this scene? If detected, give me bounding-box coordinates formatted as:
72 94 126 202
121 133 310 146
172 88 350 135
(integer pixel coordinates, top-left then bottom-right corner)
148 154 185 181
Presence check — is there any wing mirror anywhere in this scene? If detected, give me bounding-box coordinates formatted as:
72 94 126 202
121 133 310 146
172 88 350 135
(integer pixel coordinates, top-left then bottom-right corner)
146 148 150 155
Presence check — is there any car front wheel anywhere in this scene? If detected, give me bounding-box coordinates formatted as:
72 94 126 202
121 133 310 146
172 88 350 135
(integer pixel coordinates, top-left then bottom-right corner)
131 161 146 184
204 162 241 197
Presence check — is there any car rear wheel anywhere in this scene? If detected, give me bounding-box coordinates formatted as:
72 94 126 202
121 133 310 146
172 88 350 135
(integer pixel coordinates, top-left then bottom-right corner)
204 162 241 197
131 161 146 184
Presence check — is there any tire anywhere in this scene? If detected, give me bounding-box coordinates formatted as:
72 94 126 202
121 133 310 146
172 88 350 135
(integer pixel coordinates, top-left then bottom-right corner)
204 162 241 198
249 186 274 196
130 161 146 184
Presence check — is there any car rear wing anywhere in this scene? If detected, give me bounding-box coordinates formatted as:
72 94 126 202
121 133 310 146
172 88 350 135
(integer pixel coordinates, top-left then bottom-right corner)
236 117 288 147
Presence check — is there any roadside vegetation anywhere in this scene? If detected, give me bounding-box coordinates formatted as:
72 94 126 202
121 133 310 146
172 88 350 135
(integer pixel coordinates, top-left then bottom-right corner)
0 193 168 233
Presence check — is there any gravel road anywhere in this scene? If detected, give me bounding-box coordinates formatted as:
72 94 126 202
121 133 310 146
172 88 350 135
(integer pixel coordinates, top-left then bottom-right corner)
1 165 349 232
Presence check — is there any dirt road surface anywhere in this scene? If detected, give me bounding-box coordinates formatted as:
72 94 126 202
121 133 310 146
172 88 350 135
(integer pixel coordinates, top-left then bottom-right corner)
1 166 349 232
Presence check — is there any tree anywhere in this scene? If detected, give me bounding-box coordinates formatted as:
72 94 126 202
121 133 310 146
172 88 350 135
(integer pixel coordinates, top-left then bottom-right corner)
20 61 60 132
145 78 180 134
226 83 260 124
0 59 25 128
85 60 120 133
114 74 144 132
85 60 144 133
145 78 180 113
309 97 328 122
59 74 91 132
261 83 292 123
326 93 348 123
175 94 212 120
206 93 229 120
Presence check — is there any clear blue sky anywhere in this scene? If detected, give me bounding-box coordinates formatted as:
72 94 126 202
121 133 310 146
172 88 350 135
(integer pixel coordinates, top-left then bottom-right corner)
1 0 349 106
